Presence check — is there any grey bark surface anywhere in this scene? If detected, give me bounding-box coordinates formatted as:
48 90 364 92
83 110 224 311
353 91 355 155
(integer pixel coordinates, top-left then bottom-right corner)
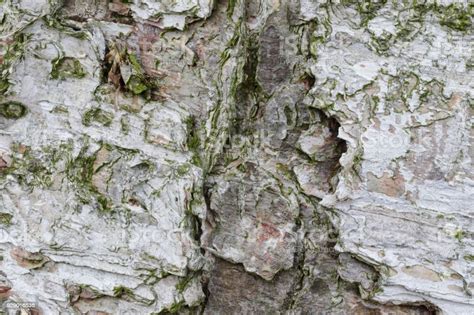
0 0 472 314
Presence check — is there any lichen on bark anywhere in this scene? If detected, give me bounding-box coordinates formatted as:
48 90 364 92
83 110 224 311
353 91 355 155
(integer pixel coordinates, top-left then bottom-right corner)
0 0 472 314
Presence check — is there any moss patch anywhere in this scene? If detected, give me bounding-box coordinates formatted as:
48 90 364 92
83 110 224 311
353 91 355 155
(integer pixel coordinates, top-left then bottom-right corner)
186 116 202 166
0 101 27 119
0 33 30 95
120 116 130 135
113 286 134 298
341 0 388 26
125 53 159 96
51 57 86 80
126 74 149 95
42 15 89 39
454 229 466 242
82 108 114 127
176 275 193 293
227 0 237 18
157 300 186 314
65 144 112 213
104 42 161 98
0 213 13 226
176 163 191 177
438 4 473 31
5 145 54 188
0 79 9 95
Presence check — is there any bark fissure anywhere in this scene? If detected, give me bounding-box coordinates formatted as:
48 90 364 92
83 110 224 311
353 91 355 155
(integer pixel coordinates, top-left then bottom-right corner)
0 0 472 314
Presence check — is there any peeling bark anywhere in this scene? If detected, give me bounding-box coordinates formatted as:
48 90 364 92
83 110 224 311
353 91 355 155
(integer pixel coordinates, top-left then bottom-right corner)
0 0 472 314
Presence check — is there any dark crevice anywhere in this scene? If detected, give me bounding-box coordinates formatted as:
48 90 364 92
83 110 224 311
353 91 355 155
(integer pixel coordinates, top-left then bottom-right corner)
201 1 351 312
232 33 263 136
299 72 316 91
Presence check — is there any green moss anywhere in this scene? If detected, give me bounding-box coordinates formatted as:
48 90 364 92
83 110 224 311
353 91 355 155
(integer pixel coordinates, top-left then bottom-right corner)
66 148 95 193
464 255 474 262
356 0 387 14
176 275 193 293
6 141 115 212
170 300 185 313
113 286 134 297
67 153 95 185
0 33 30 95
93 84 115 103
82 108 114 127
126 75 149 95
97 195 111 213
219 49 232 67
438 4 473 32
65 144 115 213
0 101 27 119
127 53 143 74
7 146 54 188
120 116 130 135
342 0 388 26
454 229 465 242
0 213 13 226
123 52 160 96
185 116 202 166
466 58 474 70
158 300 185 314
227 0 237 18
276 163 297 182
51 57 86 80
42 15 89 39
176 164 191 177
369 32 392 54
395 26 413 41
396 2 472 33
309 35 322 57
190 153 202 167
78 284 104 300
227 20 241 48
65 143 139 216
0 79 9 95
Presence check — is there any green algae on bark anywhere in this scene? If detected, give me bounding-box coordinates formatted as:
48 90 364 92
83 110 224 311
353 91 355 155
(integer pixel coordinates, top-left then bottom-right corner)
82 108 114 127
0 101 27 119
0 213 13 226
438 4 473 32
51 57 86 80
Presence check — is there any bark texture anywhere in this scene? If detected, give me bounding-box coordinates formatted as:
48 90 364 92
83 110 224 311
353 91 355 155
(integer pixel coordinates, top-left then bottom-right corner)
0 0 472 314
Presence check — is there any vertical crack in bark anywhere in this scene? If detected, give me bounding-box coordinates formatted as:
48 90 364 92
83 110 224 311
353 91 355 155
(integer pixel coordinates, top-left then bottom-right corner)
1 0 472 313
